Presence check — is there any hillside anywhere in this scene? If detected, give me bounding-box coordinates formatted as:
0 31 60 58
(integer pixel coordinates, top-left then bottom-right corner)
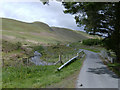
1 18 95 45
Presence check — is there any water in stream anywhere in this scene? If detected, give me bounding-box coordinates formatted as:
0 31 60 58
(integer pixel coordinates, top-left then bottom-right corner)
30 51 54 66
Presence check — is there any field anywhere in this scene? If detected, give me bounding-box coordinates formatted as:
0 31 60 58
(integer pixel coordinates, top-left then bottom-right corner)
2 55 85 88
1 18 96 45
1 18 99 66
2 18 101 88
2 39 104 88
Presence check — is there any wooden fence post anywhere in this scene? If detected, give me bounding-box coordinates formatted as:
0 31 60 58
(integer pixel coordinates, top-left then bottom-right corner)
2 59 4 67
59 54 63 64
27 58 29 66
22 57 28 66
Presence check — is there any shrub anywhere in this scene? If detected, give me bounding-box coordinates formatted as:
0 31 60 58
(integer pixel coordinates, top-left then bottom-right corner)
82 39 102 46
2 40 22 52
16 42 22 49
33 46 44 53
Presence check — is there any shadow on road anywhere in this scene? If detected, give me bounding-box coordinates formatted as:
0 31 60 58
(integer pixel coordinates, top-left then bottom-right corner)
87 66 119 79
95 61 104 65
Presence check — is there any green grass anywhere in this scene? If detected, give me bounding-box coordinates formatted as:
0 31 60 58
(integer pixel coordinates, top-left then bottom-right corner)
2 39 104 67
107 63 120 77
0 66 2 89
51 27 88 42
2 56 84 88
75 30 100 39
1 18 105 88
100 55 120 77
69 42 104 53
2 30 58 45
1 18 94 45
2 40 34 67
40 44 78 63
81 48 101 53
2 40 79 66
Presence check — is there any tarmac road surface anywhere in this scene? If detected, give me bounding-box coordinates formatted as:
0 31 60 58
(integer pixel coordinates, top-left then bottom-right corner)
76 50 119 88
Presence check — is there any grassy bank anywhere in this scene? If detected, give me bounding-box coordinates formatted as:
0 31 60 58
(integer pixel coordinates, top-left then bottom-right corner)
2 39 104 88
2 55 85 88
2 40 79 66
2 18 89 45
100 55 120 77
108 63 120 77
70 42 104 53
2 40 34 67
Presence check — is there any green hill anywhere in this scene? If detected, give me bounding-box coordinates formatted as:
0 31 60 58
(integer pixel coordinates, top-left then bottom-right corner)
1 18 96 45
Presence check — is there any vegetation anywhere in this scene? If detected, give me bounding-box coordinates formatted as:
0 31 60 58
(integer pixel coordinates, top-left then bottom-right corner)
70 41 103 53
63 2 120 63
82 39 102 46
2 55 85 88
2 17 94 67
101 58 120 77
75 30 100 39
2 40 34 67
2 2 120 88
2 39 80 66
2 39 101 88
1 18 91 45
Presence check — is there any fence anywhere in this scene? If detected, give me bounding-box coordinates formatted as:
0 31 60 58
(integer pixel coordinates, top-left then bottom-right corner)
57 50 85 71
100 50 116 63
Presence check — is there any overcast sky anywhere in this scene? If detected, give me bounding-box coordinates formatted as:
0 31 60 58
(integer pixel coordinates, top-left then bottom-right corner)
0 0 84 31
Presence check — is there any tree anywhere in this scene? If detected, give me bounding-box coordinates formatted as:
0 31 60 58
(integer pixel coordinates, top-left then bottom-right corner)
62 2 120 62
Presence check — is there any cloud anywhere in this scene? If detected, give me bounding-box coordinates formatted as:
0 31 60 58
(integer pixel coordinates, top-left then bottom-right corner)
1 1 84 31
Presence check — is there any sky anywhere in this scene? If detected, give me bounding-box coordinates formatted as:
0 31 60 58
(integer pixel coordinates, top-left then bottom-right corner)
0 0 84 31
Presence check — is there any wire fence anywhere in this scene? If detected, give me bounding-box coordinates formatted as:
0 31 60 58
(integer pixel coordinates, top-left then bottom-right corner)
100 50 116 63
57 50 85 71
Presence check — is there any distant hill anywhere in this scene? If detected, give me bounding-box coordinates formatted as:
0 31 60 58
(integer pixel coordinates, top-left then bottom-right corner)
1 18 97 45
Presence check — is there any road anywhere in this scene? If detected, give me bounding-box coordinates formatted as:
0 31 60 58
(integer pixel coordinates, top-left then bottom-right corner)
76 50 119 88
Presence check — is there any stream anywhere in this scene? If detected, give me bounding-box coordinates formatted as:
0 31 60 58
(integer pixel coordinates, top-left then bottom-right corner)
30 51 54 66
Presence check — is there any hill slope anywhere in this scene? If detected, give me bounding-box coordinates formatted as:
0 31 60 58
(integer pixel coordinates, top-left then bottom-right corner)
1 18 94 45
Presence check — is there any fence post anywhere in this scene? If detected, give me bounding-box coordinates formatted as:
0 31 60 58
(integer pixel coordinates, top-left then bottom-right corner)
59 54 63 64
2 59 4 67
27 58 29 66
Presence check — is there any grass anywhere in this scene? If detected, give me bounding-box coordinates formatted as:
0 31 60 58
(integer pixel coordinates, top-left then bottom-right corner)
2 55 85 88
100 55 120 77
69 42 104 53
48 55 86 88
75 30 100 39
0 75 1 89
2 30 58 45
81 48 101 53
2 40 79 66
2 39 104 67
39 44 78 63
107 63 120 77
2 40 34 67
2 18 92 45
1 17 106 88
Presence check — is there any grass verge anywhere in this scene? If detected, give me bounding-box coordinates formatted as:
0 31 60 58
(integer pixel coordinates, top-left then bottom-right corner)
2 54 85 88
47 54 86 88
81 48 101 53
99 55 120 77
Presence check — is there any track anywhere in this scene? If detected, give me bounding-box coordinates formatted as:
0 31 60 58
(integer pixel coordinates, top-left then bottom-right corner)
76 50 119 88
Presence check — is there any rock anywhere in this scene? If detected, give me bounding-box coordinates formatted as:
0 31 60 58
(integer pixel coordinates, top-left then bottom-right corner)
34 51 42 56
80 84 83 86
66 44 70 47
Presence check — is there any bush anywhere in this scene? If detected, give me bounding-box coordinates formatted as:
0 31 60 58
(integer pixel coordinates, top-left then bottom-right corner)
16 42 22 49
82 39 102 46
2 40 22 52
33 46 44 53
